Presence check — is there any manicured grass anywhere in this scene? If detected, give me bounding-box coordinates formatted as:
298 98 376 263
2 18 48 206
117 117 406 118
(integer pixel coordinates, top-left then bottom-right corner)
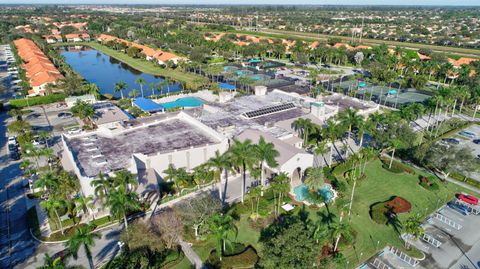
52 42 206 86
334 159 478 267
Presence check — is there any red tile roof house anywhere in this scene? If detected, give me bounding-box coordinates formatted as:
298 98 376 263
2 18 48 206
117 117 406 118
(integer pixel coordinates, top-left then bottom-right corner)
97 34 185 65
65 33 91 42
44 34 64 44
14 38 64 96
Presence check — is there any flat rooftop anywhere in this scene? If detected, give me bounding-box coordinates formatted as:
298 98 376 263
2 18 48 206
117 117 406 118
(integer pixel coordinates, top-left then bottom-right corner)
320 94 376 111
66 117 220 177
189 90 310 138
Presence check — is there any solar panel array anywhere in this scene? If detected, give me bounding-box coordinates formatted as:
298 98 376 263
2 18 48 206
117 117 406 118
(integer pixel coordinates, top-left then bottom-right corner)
243 102 295 119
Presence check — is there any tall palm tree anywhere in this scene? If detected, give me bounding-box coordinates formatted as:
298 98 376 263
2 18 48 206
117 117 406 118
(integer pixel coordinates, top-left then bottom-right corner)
65 223 100 269
128 88 140 99
331 221 354 252
208 213 238 260
112 170 137 191
90 173 111 203
337 108 363 142
107 187 141 230
135 77 146 97
149 82 156 97
74 194 95 220
291 118 312 146
114 80 127 99
322 119 341 166
254 136 279 191
34 172 59 193
41 197 66 235
206 151 231 202
229 139 258 203
304 167 325 191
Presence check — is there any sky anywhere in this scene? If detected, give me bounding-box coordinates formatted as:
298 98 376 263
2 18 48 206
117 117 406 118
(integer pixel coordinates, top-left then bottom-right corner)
2 0 480 6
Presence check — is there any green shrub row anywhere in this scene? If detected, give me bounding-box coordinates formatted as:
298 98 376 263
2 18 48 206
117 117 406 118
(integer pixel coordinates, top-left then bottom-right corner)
10 94 66 108
369 203 388 224
222 246 259 268
450 172 480 189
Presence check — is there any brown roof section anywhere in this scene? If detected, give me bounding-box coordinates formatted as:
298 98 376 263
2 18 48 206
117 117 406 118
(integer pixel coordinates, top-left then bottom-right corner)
97 34 181 62
13 38 64 88
448 57 478 68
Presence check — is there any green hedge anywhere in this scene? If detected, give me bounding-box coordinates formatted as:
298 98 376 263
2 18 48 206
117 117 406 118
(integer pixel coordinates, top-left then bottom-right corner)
222 246 259 268
369 203 388 224
10 94 66 108
450 172 480 189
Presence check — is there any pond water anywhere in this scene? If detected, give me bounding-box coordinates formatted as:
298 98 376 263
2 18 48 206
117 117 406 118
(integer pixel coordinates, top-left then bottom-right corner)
60 46 182 98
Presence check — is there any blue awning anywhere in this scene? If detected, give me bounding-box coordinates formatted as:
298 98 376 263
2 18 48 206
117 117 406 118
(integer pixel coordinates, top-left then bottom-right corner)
218 83 236 91
133 97 165 112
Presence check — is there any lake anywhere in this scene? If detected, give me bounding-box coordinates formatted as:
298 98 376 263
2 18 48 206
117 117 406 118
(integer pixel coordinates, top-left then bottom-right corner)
60 46 182 98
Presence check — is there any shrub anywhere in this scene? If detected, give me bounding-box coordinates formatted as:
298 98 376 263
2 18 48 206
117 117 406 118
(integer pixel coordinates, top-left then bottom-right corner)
369 203 388 224
222 246 259 268
419 176 440 191
10 94 66 108
223 242 246 256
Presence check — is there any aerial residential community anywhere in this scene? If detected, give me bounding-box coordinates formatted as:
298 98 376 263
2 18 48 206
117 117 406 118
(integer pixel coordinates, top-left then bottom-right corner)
0 3 480 269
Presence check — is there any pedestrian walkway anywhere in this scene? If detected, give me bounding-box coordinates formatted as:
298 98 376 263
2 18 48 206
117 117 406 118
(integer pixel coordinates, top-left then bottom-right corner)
179 240 204 269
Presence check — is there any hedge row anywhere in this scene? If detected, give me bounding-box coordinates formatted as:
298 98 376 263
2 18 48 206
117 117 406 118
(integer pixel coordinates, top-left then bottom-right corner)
450 172 480 189
10 94 66 108
222 246 259 268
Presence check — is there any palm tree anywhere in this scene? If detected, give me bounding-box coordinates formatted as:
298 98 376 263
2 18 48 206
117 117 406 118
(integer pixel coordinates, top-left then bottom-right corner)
271 173 290 217
206 150 231 202
388 139 403 169
404 216 424 249
70 101 95 128
74 194 95 220
337 108 363 144
291 118 313 146
107 185 141 230
135 77 146 97
331 221 354 252
128 88 140 99
65 223 100 269
114 80 127 99
254 136 279 191
112 170 137 191
37 130 51 149
208 213 238 260
90 173 111 203
229 139 258 203
322 119 341 166
41 197 66 235
149 82 156 97
304 167 325 191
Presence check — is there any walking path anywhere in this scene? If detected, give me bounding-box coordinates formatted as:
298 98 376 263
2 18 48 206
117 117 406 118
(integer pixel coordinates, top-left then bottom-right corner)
179 240 203 269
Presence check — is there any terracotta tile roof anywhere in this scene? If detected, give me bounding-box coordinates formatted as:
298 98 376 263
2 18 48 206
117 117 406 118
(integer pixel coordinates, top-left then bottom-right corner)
417 53 431 61
448 57 478 68
97 34 182 62
13 38 63 90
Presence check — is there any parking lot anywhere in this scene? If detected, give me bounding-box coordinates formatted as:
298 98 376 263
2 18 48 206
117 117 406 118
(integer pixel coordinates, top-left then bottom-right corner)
443 124 480 181
358 195 480 269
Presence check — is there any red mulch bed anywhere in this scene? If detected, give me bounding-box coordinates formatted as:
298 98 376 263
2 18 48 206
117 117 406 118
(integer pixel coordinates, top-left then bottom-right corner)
385 196 412 214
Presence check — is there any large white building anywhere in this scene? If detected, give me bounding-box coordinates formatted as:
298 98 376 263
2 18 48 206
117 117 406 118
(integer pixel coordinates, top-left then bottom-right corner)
62 112 229 208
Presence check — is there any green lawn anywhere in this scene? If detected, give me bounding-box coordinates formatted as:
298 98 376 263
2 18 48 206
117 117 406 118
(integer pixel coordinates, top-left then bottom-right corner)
52 42 206 86
336 159 477 267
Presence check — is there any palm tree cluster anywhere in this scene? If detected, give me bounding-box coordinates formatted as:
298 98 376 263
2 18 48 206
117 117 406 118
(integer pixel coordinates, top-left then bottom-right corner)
90 170 142 229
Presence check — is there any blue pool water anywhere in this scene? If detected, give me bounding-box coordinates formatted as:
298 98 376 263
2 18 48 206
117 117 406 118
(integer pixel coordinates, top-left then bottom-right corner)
159 97 204 110
293 183 334 204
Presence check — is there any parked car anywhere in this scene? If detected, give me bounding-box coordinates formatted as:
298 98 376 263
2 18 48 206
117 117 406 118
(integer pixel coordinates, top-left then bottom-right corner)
57 112 73 119
473 139 480 145
442 138 460 145
459 131 475 139
9 151 20 161
458 194 479 205
7 136 17 145
52 249 70 261
447 202 470 215
8 143 18 153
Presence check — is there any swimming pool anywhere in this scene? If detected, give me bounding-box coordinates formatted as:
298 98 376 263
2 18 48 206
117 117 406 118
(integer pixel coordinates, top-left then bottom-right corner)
159 97 204 110
293 183 335 204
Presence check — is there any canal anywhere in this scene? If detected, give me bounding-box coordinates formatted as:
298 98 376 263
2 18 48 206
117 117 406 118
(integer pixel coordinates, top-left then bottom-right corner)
60 46 182 98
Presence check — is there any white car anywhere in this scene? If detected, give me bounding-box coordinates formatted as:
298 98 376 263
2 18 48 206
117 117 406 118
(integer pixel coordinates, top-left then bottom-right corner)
7 136 16 145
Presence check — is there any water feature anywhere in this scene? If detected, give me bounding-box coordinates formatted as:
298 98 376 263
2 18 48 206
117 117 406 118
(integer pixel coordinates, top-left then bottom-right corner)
292 183 335 204
60 46 182 98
